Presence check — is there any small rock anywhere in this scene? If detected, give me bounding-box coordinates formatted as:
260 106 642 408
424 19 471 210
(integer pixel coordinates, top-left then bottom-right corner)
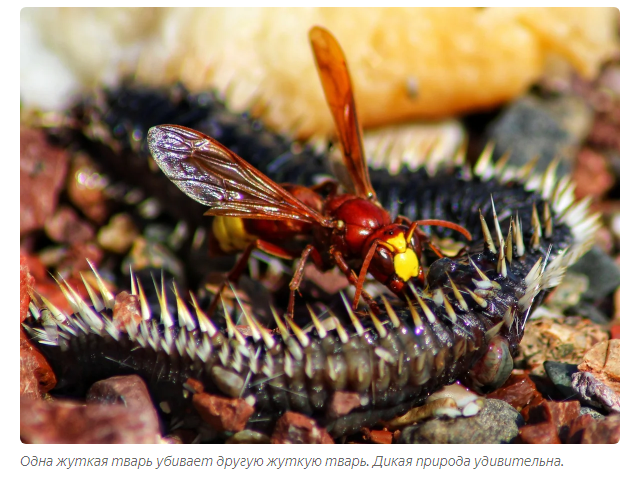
111 292 143 331
44 206 95 244
361 428 393 444
97 213 139 254
486 94 592 173
571 372 620 412
579 406 606 421
20 398 161 443
66 153 110 224
328 391 362 418
580 413 619 444
544 361 579 399
521 400 580 442
20 256 35 322
567 413 597 443
572 148 615 198
226 430 271 444
578 339 620 393
397 399 523 444
271 412 334 444
192 392 254 433
20 127 70 235
518 421 561 444
568 247 620 302
486 373 541 410
20 328 56 399
86 375 160 434
517 317 608 375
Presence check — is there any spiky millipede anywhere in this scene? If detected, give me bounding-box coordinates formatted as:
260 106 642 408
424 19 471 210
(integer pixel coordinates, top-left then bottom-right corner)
23 140 599 437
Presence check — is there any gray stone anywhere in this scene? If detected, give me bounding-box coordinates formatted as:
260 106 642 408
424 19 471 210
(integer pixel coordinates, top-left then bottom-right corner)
568 246 620 302
397 399 523 444
486 94 593 173
580 406 606 421
544 361 578 399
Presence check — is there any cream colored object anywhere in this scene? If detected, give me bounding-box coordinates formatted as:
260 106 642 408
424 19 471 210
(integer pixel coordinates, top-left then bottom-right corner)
22 8 618 137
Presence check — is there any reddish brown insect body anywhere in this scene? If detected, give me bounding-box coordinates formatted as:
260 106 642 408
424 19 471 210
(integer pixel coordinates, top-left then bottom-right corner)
147 26 471 317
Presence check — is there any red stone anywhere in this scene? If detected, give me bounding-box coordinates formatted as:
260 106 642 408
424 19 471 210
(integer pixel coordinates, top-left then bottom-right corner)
21 398 161 444
87 375 160 434
44 206 95 244
112 292 143 331
572 148 615 199
192 392 254 432
20 128 70 235
328 391 362 418
361 428 393 444
567 414 596 444
486 374 539 410
271 412 334 444
20 328 57 399
581 413 620 444
184 378 205 394
518 421 561 444
20 256 35 322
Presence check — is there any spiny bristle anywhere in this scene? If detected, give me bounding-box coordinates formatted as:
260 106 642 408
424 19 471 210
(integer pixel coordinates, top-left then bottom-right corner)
479 211 497 254
517 155 539 182
306 305 327 339
446 274 468 311
440 288 458 323
173 282 196 331
88 260 114 309
340 291 364 335
514 216 525 258
490 196 504 251
474 142 495 180
135 277 151 321
381 296 402 328
189 291 218 337
80 272 104 312
541 159 559 200
286 316 310 348
543 201 553 239
464 287 488 308
530 203 542 250
333 310 349 344
408 290 429 327
505 222 514 264
368 307 387 338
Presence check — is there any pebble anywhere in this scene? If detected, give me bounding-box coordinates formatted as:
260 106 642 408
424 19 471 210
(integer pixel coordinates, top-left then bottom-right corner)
578 339 620 393
518 420 561 444
20 398 162 443
87 375 160 433
520 400 580 442
328 391 362 418
572 148 615 198
192 392 254 433
486 94 593 173
486 373 542 410
517 317 608 375
66 153 110 224
572 372 620 412
397 399 523 444
20 127 69 235
44 206 95 244
271 412 334 444
20 329 57 399
111 292 143 331
580 413 620 444
226 430 271 444
568 246 620 303
544 361 579 399
20 256 34 322
97 213 139 254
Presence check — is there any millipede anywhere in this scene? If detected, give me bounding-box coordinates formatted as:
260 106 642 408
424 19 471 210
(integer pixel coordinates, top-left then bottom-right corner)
22 27 600 442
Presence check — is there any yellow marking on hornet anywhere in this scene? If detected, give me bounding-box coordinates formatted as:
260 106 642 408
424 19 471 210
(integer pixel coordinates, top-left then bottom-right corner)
212 217 257 253
386 232 407 253
393 249 420 282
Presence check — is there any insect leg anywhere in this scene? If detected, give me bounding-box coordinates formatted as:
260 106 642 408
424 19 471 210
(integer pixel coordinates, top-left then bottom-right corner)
288 244 325 318
330 247 380 313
